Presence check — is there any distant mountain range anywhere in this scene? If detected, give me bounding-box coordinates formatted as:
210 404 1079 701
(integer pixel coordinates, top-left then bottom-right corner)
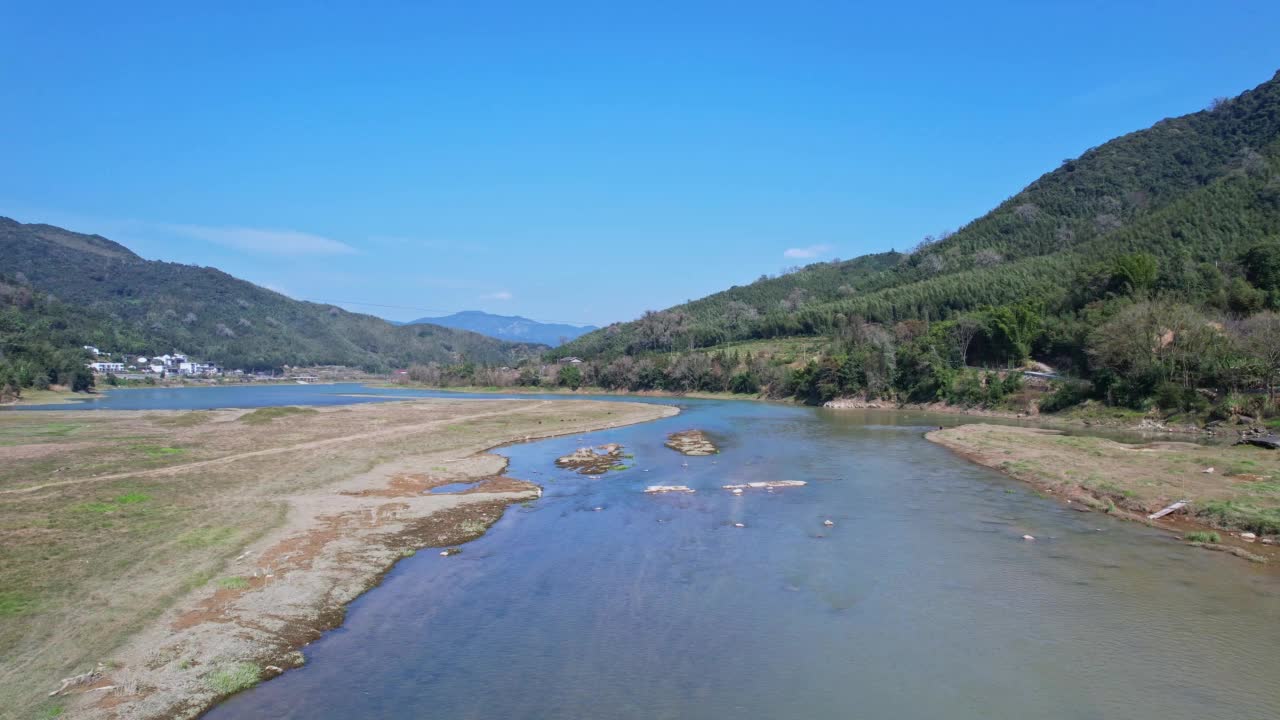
404 311 598 347
0 218 545 371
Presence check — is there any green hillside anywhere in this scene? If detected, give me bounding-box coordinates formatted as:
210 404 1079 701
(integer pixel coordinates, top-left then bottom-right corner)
0 218 544 372
556 70 1280 362
541 70 1280 413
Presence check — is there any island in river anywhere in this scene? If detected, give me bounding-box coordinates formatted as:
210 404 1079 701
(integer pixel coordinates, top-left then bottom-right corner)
0 397 674 720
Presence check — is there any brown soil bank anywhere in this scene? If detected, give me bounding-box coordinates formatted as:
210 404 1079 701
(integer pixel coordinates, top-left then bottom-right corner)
928 424 1280 564
0 398 675 720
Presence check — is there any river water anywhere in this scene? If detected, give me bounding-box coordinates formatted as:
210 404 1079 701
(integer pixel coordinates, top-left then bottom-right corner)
18 385 1280 718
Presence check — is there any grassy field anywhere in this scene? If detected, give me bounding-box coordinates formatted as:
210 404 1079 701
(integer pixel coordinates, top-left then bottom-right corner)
928 424 1280 541
0 398 673 720
1 388 93 407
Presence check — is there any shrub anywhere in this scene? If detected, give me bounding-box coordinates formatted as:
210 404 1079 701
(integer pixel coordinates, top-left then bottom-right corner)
1040 381 1091 413
458 519 488 535
206 663 260 695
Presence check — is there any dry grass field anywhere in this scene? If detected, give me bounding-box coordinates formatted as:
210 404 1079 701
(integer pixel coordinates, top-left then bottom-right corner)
929 424 1280 553
0 398 674 720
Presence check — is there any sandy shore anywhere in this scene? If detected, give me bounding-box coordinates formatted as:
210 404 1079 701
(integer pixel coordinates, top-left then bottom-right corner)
927 424 1280 565
0 398 675 720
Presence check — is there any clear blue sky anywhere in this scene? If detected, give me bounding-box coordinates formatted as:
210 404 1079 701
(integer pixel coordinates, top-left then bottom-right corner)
3 2 1278 326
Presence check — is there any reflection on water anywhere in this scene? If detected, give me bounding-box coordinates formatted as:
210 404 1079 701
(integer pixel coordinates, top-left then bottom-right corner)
18 385 1278 719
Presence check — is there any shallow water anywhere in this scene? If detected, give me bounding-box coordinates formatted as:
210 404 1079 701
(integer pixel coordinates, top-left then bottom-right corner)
19 385 1280 718
199 392 1278 720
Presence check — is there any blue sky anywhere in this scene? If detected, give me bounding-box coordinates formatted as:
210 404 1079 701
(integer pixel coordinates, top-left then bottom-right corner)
3 2 1278 326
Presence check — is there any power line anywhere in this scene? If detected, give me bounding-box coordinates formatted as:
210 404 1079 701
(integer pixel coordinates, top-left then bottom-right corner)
304 298 599 328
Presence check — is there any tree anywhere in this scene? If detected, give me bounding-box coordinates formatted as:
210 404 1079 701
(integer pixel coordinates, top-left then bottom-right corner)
1240 312 1280 400
1088 302 1222 390
1244 242 1280 292
1112 253 1158 295
984 303 1043 365
557 364 583 390
948 315 983 367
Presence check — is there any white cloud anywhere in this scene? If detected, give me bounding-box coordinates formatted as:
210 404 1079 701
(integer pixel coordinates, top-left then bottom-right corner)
481 290 513 301
163 223 357 256
783 244 833 259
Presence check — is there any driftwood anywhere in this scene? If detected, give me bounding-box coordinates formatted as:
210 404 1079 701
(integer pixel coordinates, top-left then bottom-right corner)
1147 500 1188 520
49 663 104 696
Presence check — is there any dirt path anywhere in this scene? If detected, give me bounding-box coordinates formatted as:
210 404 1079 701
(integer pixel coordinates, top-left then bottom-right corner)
2 400 553 496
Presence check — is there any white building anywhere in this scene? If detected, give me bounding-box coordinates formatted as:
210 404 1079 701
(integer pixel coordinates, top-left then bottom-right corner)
88 362 125 374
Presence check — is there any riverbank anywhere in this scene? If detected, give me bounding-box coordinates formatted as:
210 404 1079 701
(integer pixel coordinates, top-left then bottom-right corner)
0 398 675 720
378 381 757 402
0 387 95 407
927 424 1280 564
383 382 1237 437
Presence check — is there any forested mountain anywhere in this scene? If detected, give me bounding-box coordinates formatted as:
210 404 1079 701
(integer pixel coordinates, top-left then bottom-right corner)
405 310 597 346
0 275 104 399
531 70 1280 413
554 70 1280 363
0 218 544 372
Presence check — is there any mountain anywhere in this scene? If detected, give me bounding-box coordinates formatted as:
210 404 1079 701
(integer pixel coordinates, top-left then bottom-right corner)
0 218 545 371
554 70 1280 364
405 311 598 347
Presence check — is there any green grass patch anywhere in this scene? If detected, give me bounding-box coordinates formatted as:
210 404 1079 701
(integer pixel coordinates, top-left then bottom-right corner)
131 444 185 459
0 590 38 617
238 406 318 425
206 662 260 695
1185 530 1221 543
216 576 250 590
150 411 213 428
180 570 216 593
178 526 236 548
114 491 151 504
70 491 154 515
1198 500 1280 535
0 422 82 445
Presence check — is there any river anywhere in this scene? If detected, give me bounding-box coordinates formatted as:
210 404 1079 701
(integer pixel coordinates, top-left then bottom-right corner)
17 384 1280 718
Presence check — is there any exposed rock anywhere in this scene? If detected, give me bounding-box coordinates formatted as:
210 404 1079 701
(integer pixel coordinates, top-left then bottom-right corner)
555 443 630 473
1239 434 1280 450
665 429 719 456
721 480 807 491
823 397 883 409
1022 535 1035 541
645 485 695 494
